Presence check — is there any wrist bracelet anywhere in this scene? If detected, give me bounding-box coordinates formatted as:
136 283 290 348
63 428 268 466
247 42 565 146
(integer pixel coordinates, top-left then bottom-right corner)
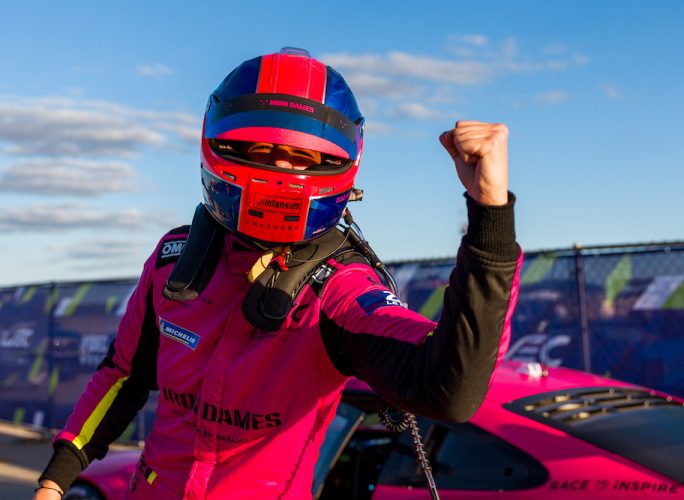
34 485 64 497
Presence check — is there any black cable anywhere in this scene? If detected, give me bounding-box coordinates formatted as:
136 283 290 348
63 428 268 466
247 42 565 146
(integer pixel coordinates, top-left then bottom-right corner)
343 208 440 500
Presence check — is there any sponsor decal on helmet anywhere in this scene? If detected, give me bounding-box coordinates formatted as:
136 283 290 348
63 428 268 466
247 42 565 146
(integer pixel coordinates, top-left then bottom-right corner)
249 194 302 214
159 319 200 350
356 290 404 315
265 98 315 114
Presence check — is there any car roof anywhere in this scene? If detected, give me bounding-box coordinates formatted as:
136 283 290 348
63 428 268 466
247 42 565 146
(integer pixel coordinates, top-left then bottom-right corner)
483 360 640 404
344 360 644 405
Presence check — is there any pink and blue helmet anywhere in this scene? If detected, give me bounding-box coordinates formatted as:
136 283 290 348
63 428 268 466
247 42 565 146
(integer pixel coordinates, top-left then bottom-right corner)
200 47 364 244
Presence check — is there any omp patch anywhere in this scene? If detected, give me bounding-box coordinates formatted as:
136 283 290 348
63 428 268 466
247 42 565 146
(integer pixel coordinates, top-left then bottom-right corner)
159 319 200 350
156 237 187 268
356 290 403 315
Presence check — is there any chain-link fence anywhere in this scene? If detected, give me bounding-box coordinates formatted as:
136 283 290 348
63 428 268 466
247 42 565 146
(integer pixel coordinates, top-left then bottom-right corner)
0 280 153 439
388 241 684 397
2 241 683 439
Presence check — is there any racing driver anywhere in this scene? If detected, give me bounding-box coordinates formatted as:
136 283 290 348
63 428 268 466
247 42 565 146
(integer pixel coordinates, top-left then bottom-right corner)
35 47 522 499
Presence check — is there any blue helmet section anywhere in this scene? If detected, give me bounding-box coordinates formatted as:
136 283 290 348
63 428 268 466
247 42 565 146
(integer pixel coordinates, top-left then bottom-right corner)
213 56 261 98
304 191 352 240
201 169 242 233
324 67 363 124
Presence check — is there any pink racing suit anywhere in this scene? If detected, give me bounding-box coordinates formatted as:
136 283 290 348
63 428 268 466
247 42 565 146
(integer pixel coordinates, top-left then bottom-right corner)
40 195 522 499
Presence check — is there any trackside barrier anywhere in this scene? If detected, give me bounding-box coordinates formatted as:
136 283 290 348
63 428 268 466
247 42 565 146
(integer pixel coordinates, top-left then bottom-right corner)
1 241 683 440
388 241 684 398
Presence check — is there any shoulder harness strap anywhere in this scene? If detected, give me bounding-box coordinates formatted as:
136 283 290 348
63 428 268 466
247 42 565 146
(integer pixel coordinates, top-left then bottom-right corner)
163 204 385 332
241 227 367 331
163 204 224 301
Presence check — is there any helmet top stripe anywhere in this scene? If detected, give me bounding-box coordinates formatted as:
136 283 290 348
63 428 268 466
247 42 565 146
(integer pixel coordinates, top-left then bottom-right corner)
256 53 326 102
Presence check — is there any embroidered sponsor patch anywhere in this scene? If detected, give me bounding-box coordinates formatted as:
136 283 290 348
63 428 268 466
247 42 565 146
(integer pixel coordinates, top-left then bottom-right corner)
156 237 187 268
159 319 200 350
356 290 403 315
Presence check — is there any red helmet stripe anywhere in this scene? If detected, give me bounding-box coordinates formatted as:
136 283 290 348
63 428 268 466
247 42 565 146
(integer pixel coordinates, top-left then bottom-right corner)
256 54 275 94
256 54 326 102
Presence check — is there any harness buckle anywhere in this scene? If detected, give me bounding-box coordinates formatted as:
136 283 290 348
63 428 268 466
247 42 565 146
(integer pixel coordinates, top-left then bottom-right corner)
312 263 335 284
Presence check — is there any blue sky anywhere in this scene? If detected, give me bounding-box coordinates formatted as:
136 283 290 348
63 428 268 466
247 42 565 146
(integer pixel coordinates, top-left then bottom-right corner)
1 1 683 286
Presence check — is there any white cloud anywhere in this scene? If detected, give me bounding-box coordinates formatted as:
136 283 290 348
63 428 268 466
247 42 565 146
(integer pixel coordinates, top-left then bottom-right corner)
136 63 174 77
0 159 136 196
459 34 489 47
0 203 158 232
344 73 422 99
155 122 201 145
48 238 142 261
324 51 492 86
499 37 519 59
540 44 568 55
601 84 622 99
443 34 490 57
0 95 200 158
323 38 588 112
535 90 570 104
389 52 492 84
362 121 391 135
572 53 589 67
387 102 445 121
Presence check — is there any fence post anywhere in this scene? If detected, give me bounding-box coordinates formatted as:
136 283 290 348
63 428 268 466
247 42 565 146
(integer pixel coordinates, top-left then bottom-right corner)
573 244 592 372
46 281 57 431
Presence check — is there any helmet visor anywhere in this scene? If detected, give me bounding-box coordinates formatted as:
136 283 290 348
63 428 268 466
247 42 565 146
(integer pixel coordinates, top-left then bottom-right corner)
209 139 354 175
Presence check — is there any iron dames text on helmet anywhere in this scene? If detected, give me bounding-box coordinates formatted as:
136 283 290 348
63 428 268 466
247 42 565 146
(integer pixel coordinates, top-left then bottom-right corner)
201 47 364 244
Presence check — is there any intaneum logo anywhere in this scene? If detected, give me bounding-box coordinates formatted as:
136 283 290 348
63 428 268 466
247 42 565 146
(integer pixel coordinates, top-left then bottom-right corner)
249 194 302 213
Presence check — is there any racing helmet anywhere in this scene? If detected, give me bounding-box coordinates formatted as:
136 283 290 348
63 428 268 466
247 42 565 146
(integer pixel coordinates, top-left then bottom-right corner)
201 47 364 245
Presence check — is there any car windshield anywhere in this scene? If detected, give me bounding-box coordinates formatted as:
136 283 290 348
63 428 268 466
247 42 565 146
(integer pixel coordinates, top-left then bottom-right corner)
312 403 364 498
504 386 684 483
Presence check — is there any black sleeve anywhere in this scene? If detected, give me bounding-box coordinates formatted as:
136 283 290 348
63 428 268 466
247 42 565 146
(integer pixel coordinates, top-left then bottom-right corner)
321 193 521 423
38 285 160 492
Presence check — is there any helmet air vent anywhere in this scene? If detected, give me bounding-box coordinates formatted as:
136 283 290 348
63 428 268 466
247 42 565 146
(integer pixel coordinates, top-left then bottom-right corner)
279 47 311 57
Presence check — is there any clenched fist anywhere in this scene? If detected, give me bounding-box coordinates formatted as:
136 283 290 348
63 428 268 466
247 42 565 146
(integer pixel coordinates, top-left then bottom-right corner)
439 121 509 206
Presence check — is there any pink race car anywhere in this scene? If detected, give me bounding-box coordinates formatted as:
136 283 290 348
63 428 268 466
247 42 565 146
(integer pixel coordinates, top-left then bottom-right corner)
64 361 684 499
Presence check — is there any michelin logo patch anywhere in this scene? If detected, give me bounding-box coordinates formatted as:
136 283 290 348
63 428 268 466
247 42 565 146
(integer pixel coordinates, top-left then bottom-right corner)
156 238 187 268
356 290 404 315
159 319 200 350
